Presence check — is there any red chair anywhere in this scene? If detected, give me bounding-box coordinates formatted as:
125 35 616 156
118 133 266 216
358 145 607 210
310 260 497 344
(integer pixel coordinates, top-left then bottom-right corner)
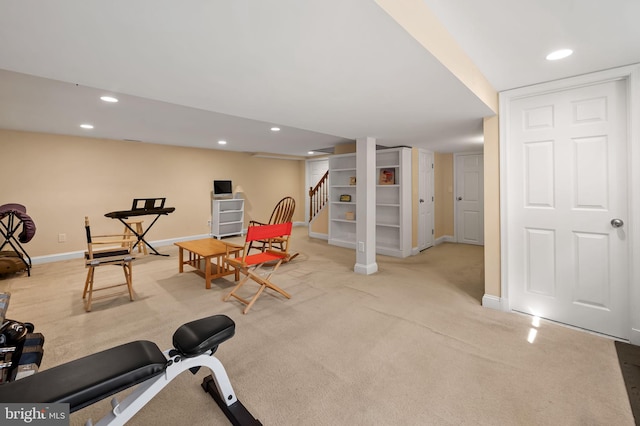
248 196 295 253
223 222 292 314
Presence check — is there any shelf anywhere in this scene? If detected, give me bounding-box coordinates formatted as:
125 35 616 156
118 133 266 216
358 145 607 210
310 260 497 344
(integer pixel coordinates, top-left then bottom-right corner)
376 222 401 228
328 147 411 258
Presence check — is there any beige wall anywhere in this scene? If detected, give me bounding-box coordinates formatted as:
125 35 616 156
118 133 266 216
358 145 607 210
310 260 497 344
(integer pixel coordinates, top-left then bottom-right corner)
483 116 500 297
1 130 306 258
434 153 454 238
310 206 328 234
333 142 356 155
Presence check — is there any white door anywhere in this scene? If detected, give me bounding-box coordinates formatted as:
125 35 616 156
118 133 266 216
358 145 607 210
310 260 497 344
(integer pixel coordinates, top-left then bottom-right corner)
506 79 629 339
418 149 434 251
455 153 484 245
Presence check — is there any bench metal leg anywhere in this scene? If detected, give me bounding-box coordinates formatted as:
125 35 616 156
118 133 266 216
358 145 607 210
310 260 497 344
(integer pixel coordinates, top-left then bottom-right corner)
91 350 242 426
202 375 263 426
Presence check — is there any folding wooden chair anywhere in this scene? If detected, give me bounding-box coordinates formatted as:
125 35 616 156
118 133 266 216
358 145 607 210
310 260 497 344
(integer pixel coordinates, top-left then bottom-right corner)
223 222 293 314
83 216 135 312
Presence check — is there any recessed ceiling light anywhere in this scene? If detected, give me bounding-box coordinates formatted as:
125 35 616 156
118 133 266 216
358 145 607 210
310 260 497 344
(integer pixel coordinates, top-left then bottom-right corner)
270 127 281 132
218 140 227 145
100 96 118 103
80 124 94 129
546 49 573 61
308 151 314 155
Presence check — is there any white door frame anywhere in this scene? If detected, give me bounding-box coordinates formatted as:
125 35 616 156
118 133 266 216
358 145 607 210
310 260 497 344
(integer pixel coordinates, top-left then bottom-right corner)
453 151 484 245
499 64 640 344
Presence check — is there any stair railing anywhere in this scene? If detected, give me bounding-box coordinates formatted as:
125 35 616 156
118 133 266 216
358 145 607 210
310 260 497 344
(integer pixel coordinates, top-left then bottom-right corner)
308 170 329 222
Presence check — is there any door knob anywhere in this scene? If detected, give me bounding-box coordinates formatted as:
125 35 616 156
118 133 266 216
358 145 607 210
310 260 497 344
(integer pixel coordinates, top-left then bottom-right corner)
419 199 424 203
457 197 463 201
611 218 624 228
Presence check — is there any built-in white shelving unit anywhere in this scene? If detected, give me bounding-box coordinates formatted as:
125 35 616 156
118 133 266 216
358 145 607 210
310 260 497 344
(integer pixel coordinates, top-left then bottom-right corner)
211 198 244 239
328 147 412 257
328 153 357 249
375 147 411 257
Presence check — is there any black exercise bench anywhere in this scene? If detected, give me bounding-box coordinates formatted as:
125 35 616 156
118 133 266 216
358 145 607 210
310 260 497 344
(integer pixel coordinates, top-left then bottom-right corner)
0 315 261 425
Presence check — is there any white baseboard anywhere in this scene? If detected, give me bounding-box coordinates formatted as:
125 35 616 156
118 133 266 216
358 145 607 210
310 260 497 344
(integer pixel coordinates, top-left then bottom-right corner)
31 234 211 265
631 328 640 346
410 246 427 255
435 235 455 245
482 294 502 311
308 231 328 240
32 251 85 265
31 227 307 265
151 234 211 246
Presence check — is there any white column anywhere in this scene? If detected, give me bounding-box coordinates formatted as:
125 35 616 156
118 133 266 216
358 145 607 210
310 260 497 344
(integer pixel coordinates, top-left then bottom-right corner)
354 137 378 274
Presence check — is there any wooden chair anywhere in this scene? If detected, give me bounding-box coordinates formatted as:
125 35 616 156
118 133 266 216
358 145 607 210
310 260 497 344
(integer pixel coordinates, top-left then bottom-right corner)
248 196 298 260
83 216 135 312
223 222 293 314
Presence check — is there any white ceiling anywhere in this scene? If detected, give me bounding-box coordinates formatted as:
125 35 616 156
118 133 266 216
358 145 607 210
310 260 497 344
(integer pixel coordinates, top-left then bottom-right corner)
1 0 639 156
423 0 640 92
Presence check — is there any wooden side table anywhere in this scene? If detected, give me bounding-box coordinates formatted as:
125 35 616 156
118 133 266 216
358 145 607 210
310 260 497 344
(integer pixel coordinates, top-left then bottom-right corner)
174 239 243 289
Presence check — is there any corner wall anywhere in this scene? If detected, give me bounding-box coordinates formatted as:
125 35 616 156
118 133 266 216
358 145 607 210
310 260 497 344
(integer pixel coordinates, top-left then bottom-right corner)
434 153 454 239
483 116 500 298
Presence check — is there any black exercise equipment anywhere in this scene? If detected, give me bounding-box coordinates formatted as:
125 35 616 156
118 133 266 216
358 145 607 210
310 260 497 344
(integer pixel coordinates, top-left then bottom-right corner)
0 314 262 426
0 203 36 276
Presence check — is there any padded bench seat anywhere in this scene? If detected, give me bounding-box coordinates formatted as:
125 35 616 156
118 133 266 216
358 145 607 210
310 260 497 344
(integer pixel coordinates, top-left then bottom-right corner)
0 315 236 414
0 314 242 426
0 340 167 412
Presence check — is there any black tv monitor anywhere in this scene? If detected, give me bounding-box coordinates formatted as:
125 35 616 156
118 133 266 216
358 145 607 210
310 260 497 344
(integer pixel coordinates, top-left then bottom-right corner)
213 180 233 196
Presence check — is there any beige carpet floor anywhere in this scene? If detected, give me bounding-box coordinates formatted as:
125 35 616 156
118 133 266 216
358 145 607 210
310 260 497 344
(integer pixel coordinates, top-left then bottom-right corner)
0 228 634 425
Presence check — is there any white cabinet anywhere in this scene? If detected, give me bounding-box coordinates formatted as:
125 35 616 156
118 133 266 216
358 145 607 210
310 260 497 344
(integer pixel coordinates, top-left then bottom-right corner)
211 199 244 238
328 147 412 257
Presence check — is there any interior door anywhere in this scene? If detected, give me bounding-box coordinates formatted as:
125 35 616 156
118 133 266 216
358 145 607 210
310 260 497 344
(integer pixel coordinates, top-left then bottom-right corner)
506 79 629 339
418 149 434 251
455 153 484 245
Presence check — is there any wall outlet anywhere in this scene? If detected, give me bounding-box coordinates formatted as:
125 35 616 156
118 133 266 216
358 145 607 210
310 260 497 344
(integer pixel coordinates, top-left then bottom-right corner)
358 241 365 252
58 233 67 243
207 220 211 227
